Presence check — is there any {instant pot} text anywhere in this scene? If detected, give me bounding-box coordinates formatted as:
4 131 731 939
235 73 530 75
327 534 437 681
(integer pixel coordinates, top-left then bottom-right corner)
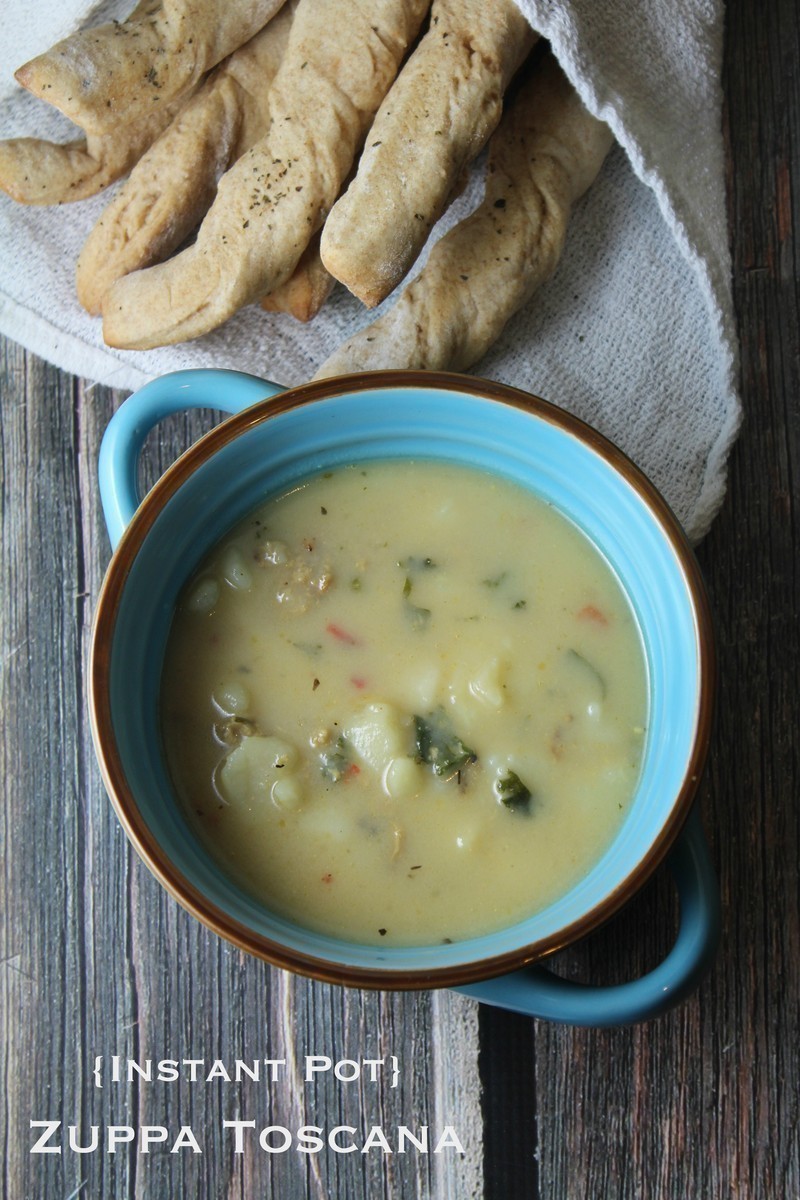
29 1055 465 1157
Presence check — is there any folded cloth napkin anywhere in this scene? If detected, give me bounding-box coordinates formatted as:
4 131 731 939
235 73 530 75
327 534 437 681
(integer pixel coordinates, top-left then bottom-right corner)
0 0 740 543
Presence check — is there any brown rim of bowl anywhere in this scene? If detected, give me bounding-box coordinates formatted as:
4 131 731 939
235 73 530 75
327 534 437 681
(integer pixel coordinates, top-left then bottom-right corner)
89 369 716 990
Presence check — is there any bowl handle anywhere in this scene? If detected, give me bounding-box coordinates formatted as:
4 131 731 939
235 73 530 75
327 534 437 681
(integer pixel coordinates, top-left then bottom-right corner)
99 369 286 549
456 807 720 1025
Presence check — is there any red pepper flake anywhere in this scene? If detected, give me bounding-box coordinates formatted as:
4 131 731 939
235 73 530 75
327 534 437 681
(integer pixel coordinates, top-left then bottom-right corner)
344 763 361 780
577 604 609 626
350 675 367 689
321 873 333 884
326 621 360 645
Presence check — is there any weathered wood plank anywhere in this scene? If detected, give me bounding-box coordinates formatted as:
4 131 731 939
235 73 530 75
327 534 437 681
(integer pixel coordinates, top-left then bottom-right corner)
2 0 799 1194
1 360 483 1199
474 0 800 1195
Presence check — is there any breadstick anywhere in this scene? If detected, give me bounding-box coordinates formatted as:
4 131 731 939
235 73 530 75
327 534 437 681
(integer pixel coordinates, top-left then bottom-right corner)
320 0 537 308
76 6 295 315
260 234 334 322
13 0 288 135
313 55 613 377
0 98 188 205
102 0 430 350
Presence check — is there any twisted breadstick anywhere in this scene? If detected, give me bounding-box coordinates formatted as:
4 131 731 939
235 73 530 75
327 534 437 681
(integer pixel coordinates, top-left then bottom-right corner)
0 0 287 204
314 55 613 377
0 99 189 205
76 6 295 315
102 0 430 349
320 0 537 307
13 0 287 134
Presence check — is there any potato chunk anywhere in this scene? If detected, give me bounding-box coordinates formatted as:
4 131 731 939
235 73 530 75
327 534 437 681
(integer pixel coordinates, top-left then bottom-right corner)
344 702 411 775
219 734 302 809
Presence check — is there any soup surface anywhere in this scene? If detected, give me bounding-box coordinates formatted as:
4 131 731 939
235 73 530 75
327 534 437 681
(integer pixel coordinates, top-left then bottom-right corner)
161 460 647 946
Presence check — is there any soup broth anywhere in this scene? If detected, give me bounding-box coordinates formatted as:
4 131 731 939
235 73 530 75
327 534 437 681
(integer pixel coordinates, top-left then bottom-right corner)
161 460 648 946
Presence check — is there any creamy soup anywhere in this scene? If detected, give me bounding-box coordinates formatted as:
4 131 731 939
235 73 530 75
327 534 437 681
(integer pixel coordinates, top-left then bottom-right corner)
161 461 647 946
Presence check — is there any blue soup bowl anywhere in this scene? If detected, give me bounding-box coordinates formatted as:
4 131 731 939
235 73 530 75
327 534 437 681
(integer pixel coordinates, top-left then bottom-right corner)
90 369 719 1026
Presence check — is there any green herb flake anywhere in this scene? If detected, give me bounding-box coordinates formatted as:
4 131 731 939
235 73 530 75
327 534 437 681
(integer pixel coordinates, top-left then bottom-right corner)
397 555 438 629
565 648 607 699
290 640 323 658
401 574 431 630
482 571 508 589
494 770 533 813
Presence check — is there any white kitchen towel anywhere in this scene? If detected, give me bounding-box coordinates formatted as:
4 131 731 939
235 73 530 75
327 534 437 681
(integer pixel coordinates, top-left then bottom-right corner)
0 0 740 543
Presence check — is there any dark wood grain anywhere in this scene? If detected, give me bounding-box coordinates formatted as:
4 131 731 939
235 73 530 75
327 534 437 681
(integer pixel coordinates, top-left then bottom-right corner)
475 0 800 1196
1 360 485 1200
2 0 799 1196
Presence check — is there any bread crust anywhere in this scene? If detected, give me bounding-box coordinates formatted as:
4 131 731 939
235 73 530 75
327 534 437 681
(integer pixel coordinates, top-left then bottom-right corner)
260 234 334 322
314 55 613 377
319 0 537 307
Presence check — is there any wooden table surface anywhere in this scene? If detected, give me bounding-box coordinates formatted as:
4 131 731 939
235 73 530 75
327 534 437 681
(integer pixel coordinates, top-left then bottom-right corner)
1 2 798 1197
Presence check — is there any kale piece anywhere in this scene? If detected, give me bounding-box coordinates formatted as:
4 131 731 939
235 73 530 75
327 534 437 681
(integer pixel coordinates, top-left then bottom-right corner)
494 770 533 814
413 709 476 780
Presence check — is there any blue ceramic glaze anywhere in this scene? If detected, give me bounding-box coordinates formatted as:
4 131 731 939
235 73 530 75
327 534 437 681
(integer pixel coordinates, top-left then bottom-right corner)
94 369 720 1024
458 806 720 1025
